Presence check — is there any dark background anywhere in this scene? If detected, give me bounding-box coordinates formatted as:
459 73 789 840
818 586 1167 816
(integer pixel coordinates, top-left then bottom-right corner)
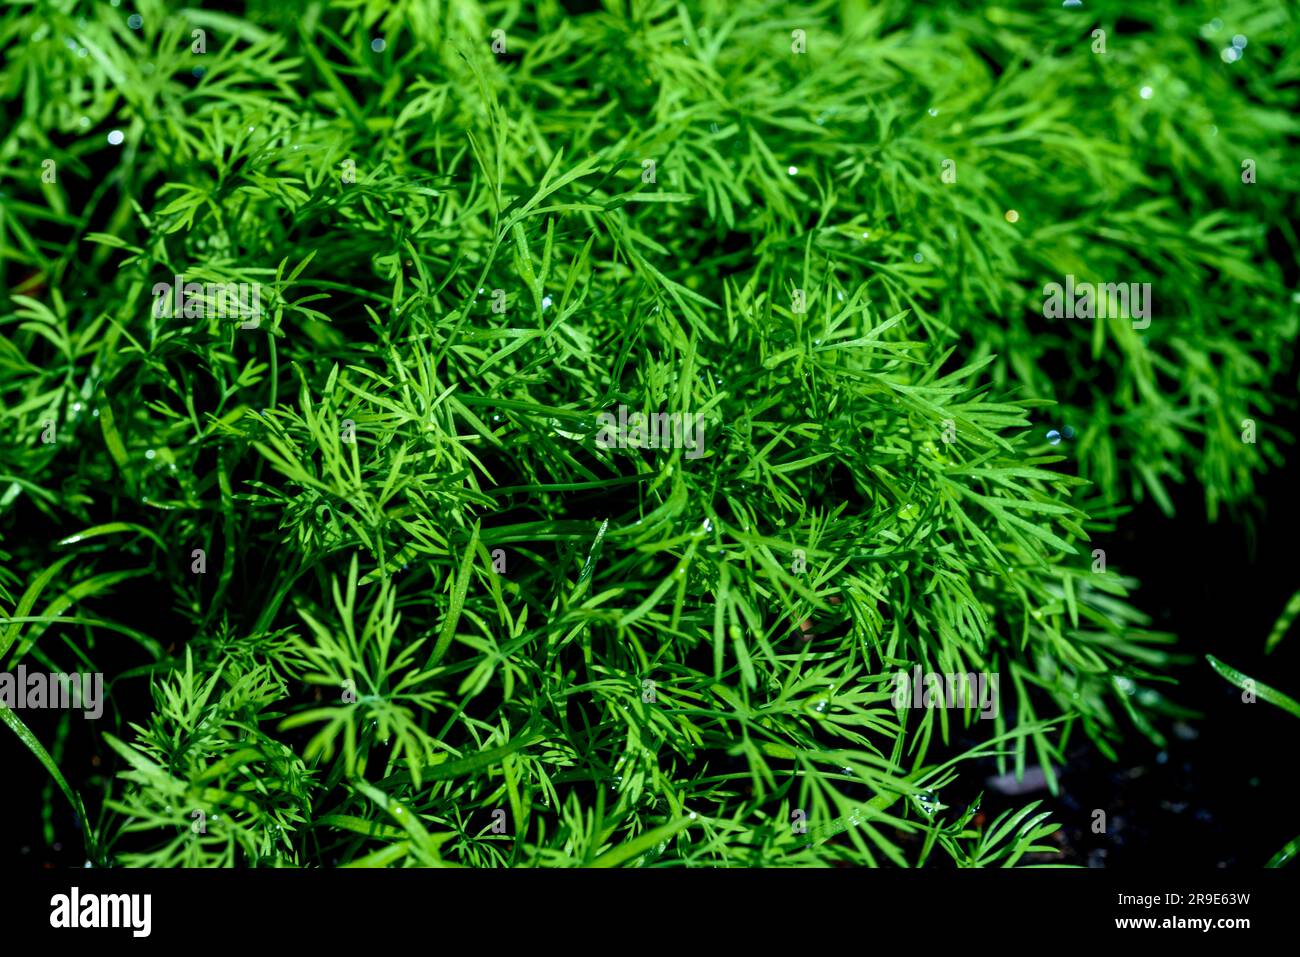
1041 438 1300 869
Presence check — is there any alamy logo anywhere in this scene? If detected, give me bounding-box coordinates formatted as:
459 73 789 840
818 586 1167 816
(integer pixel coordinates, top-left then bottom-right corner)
891 666 999 719
152 273 263 327
0 667 103 719
50 887 151 937
595 405 706 460
1042 274 1151 329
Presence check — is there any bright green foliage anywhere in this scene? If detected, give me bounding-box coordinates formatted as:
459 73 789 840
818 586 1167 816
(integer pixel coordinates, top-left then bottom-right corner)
0 0 1293 867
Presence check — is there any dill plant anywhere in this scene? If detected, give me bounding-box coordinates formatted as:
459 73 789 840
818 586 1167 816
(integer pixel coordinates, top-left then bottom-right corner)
0 0 1294 868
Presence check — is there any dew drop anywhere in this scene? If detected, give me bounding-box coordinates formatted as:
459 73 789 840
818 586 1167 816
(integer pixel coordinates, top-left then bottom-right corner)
1232 34 1247 50
371 37 387 52
1047 429 1062 445
127 14 142 29
1221 47 1241 63
1139 85 1154 99
787 166 798 176
107 130 124 145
